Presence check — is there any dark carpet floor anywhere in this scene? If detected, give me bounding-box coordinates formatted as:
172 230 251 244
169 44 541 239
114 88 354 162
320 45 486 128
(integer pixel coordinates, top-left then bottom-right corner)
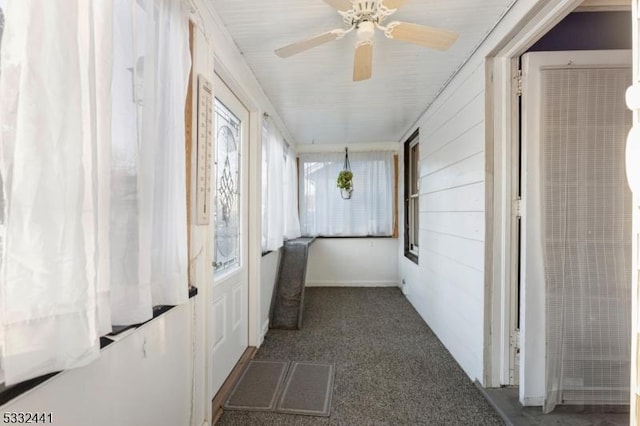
217 287 504 425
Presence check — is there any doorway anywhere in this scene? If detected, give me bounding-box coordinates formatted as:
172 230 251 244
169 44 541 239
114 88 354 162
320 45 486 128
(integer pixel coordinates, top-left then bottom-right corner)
210 73 250 396
486 1 633 409
519 49 632 409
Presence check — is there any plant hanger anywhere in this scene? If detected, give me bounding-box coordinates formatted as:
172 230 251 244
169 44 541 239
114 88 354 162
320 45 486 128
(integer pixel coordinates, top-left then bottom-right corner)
337 147 354 199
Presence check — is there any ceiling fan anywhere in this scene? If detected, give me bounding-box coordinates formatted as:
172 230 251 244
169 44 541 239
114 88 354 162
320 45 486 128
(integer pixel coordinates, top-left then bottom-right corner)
274 0 458 82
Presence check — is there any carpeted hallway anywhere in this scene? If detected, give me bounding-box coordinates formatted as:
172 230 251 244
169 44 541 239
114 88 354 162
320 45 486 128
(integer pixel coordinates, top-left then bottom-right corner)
217 287 503 425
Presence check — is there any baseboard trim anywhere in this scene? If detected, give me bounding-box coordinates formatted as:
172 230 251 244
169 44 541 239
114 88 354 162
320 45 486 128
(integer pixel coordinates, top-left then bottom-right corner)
305 280 399 287
474 380 513 426
211 346 257 424
522 396 544 406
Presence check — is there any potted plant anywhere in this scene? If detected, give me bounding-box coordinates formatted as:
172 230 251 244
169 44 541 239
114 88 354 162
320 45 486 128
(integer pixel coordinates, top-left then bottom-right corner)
337 169 353 199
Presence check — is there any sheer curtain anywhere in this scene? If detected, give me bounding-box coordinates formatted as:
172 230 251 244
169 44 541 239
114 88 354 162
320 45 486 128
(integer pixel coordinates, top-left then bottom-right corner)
0 0 108 384
299 151 393 236
541 67 632 412
0 0 190 385
110 0 190 324
261 117 300 251
283 147 301 239
0 0 6 385
262 118 284 251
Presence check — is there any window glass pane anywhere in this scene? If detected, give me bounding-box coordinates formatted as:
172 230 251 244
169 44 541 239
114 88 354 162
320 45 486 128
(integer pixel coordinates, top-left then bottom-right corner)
214 99 241 276
411 143 419 195
412 198 419 249
404 132 419 261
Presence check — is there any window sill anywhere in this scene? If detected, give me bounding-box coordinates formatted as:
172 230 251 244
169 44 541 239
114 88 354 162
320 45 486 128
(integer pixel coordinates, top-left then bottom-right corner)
0 286 198 406
304 235 394 239
404 252 418 265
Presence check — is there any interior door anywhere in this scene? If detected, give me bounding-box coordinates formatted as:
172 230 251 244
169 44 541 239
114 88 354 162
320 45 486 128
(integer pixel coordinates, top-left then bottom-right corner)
210 73 249 396
519 50 632 408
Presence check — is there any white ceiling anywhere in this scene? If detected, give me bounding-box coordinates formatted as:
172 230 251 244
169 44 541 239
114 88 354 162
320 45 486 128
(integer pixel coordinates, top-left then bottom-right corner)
210 0 516 145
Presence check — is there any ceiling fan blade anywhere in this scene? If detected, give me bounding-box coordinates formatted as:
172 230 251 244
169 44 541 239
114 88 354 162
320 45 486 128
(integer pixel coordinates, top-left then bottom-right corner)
385 21 458 51
323 0 352 11
382 0 407 9
353 42 373 82
275 30 344 58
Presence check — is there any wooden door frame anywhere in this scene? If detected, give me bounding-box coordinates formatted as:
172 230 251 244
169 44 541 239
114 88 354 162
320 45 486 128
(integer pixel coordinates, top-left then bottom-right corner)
484 0 584 393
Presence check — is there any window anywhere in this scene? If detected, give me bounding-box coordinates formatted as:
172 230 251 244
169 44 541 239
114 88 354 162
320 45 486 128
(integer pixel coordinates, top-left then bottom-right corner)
404 130 419 263
0 0 190 386
213 98 241 275
299 151 394 237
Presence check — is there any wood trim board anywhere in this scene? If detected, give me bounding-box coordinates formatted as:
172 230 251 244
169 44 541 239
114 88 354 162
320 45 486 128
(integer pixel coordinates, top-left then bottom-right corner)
212 346 257 424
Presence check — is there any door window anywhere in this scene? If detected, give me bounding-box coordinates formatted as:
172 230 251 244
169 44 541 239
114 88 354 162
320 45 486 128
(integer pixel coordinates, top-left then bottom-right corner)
213 99 241 276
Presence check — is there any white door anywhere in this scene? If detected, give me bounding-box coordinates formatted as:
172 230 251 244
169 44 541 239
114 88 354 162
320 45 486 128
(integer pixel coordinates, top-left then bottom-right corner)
210 74 250 396
520 50 632 408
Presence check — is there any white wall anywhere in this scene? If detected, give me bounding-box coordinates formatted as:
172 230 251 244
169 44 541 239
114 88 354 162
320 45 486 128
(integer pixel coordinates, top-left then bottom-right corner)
260 250 280 336
1 302 194 426
398 60 487 382
396 0 571 385
306 238 399 287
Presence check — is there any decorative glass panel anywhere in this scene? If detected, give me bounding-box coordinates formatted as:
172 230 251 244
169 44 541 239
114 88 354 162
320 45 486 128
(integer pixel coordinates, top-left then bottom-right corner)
213 99 241 276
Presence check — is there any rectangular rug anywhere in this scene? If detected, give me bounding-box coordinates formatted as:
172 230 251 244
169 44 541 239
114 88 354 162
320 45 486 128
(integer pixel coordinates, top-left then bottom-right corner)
275 361 335 417
223 360 334 417
223 360 289 411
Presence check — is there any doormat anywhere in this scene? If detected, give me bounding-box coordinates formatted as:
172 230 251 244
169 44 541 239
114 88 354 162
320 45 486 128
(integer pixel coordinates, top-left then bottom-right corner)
223 360 289 411
223 360 335 417
276 361 334 417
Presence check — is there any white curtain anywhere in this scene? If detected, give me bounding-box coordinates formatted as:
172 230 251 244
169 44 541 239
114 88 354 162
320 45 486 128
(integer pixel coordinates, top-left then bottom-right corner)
541 67 632 411
262 119 284 251
299 151 393 236
0 0 108 385
0 0 190 385
0 0 5 385
110 0 190 324
283 148 301 240
261 118 300 251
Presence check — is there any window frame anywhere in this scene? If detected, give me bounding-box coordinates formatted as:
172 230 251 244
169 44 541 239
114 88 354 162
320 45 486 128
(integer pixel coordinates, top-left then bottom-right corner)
298 151 395 237
404 129 419 264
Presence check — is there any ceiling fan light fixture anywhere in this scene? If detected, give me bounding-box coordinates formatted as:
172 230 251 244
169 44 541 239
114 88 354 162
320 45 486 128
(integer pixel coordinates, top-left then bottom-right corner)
275 0 458 81
357 21 375 42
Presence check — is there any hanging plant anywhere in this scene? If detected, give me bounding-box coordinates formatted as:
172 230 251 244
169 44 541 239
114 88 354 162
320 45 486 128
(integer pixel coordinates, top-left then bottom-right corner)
337 147 353 199
337 170 353 190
